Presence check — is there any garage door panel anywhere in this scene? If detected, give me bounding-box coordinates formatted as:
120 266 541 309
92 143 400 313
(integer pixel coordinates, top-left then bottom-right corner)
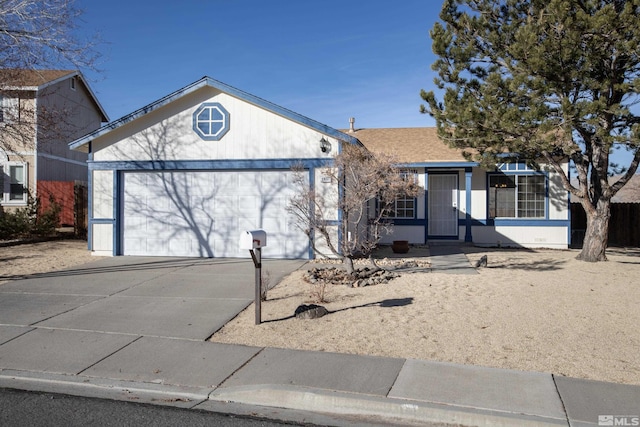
123 170 309 258
212 196 236 214
190 196 216 212
238 196 258 210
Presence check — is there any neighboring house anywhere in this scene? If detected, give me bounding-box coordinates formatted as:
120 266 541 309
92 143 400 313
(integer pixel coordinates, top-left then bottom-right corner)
0 69 108 223
69 76 569 258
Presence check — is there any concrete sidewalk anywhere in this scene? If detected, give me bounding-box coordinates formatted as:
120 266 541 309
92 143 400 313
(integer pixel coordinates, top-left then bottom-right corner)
0 254 638 426
428 244 478 274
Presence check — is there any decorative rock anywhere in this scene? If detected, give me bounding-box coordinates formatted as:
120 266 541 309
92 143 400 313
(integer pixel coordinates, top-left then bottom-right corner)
295 304 329 319
475 255 488 268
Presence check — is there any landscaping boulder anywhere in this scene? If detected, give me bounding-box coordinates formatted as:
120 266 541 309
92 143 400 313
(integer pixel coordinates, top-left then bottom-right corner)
295 304 329 319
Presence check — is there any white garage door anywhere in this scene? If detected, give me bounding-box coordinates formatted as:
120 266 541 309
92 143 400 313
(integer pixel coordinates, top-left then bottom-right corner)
122 170 309 258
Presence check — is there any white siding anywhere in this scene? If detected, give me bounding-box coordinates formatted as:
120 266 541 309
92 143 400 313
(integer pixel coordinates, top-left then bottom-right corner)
379 226 424 244
315 167 339 221
92 170 113 218
547 164 570 220
92 89 335 163
92 223 113 255
473 226 568 249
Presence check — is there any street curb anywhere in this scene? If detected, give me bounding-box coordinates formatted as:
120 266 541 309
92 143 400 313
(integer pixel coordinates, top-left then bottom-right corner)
0 370 210 409
209 384 569 427
0 371 571 426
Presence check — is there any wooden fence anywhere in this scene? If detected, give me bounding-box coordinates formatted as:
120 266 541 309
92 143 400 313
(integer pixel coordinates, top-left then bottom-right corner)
38 180 87 238
571 203 640 248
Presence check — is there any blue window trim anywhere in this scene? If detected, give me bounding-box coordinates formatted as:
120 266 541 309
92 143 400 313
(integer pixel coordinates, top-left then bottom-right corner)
192 102 230 141
486 168 549 221
463 218 569 227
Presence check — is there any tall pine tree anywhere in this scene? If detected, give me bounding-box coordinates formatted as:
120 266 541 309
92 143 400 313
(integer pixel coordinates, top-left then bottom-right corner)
422 0 640 261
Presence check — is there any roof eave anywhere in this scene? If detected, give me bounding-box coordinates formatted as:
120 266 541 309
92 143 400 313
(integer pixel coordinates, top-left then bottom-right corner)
38 71 110 123
1 70 109 123
69 76 359 151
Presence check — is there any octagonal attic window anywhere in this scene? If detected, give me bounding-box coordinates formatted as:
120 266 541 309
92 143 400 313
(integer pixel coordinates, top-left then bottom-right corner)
193 102 230 141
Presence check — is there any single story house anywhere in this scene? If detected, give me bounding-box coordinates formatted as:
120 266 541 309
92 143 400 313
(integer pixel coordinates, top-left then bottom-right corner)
69 77 570 258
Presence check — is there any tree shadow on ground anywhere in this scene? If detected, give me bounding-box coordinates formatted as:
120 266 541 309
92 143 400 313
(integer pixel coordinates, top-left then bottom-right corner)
483 258 567 271
0 257 251 281
263 297 413 323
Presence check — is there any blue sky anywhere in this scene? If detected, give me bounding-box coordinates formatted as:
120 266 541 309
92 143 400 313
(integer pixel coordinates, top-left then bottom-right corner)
77 0 441 130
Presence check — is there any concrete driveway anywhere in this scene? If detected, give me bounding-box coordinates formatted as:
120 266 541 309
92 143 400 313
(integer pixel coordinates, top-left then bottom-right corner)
0 256 306 341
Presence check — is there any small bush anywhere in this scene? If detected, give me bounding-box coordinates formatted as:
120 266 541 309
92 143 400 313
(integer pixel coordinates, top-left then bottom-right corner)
0 195 61 239
34 195 61 236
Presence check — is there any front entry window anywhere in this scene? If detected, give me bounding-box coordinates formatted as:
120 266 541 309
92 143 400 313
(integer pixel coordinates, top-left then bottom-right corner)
489 174 545 218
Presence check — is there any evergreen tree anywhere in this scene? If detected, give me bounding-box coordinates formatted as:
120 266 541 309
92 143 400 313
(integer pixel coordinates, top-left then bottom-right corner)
421 0 640 262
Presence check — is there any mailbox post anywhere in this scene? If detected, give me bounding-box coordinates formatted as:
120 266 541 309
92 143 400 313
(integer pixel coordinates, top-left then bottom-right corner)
239 230 267 325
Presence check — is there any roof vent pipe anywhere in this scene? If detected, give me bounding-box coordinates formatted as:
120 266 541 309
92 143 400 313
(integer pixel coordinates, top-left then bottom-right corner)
349 117 355 132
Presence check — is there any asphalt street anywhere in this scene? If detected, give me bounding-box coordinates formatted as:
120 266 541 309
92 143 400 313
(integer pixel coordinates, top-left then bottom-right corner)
0 388 303 427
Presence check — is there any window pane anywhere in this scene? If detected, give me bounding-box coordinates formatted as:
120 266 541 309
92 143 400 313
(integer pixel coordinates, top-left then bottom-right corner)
8 165 25 201
9 183 24 200
197 109 210 121
383 196 415 218
489 175 516 218
210 122 223 135
197 122 210 134
209 107 223 120
10 165 23 182
517 175 545 218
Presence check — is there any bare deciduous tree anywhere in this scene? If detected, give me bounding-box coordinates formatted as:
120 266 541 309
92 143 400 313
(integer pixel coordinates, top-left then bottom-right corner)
0 0 100 71
288 143 421 275
0 0 101 154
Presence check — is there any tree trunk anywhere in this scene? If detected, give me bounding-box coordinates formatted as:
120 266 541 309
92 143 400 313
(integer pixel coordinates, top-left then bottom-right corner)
577 199 610 262
343 256 355 275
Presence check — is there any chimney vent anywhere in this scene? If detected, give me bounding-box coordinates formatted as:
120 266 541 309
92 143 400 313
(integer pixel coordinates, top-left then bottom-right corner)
349 117 355 132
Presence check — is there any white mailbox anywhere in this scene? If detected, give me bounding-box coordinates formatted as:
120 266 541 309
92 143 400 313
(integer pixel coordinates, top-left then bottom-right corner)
239 229 267 250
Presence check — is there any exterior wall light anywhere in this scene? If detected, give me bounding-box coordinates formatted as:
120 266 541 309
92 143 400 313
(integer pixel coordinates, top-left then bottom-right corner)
320 137 332 153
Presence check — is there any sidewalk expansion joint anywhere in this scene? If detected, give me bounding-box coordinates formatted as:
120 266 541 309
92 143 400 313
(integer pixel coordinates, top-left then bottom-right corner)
551 374 571 426
76 335 143 376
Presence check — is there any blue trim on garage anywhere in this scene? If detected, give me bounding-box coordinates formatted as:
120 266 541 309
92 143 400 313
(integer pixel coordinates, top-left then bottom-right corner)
308 168 315 260
113 170 119 256
88 158 334 171
115 171 125 256
87 169 93 251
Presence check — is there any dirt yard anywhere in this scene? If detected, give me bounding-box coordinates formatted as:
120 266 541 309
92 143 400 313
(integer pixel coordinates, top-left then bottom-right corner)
211 246 640 386
1 240 638 385
0 239 97 284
